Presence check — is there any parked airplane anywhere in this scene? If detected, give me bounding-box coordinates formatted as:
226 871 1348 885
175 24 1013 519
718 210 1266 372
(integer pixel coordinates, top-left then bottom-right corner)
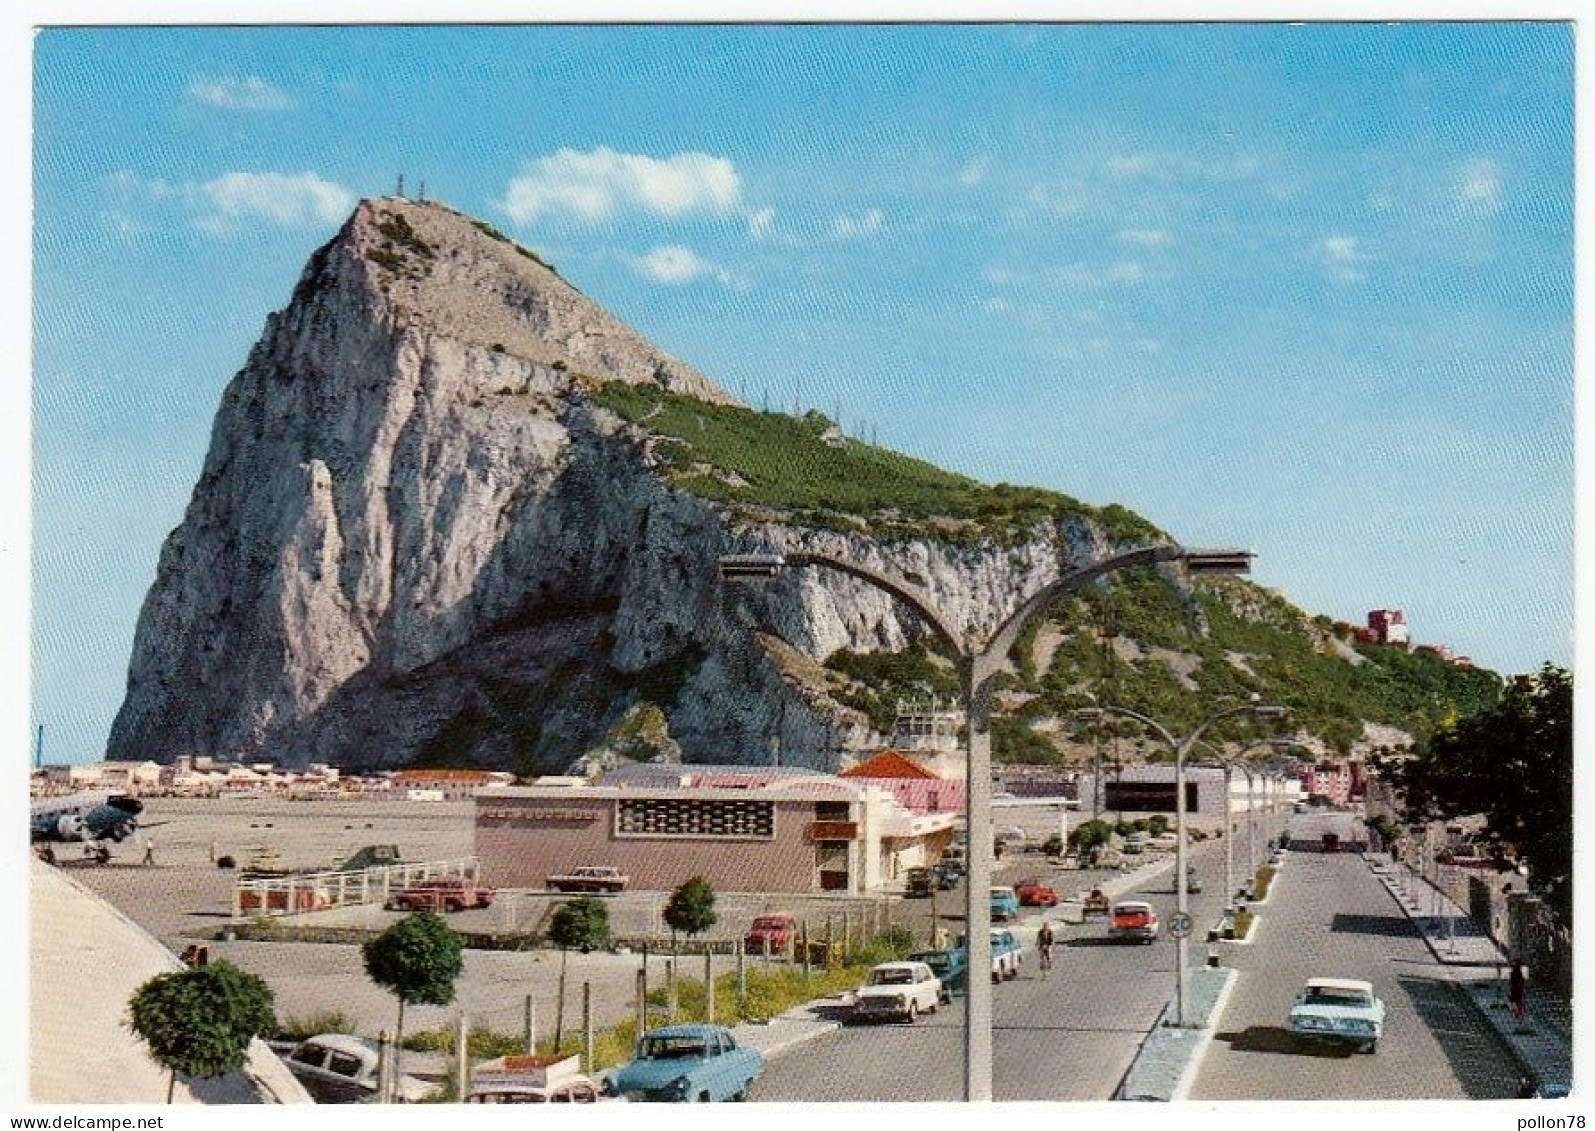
30 790 158 863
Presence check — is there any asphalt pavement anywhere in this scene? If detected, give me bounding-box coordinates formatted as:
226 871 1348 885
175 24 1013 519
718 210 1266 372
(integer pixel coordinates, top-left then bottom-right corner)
1190 811 1521 1101
751 825 1267 1102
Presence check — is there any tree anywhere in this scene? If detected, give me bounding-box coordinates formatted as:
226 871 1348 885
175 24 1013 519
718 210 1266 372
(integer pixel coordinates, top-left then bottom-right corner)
1386 664 1572 927
547 897 610 1052
1067 819 1113 852
662 876 718 951
127 961 276 1103
362 912 464 1063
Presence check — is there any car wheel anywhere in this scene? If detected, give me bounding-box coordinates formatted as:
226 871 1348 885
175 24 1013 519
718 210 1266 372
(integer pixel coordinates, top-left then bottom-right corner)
697 1091 711 1103
1363 1040 1377 1054
907 1001 918 1022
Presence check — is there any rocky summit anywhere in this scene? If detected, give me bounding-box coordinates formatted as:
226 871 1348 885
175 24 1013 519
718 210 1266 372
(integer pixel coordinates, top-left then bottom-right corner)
107 198 1498 774
105 198 1115 772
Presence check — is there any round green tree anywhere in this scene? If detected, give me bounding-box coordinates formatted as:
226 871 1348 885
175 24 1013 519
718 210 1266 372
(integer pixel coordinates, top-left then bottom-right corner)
663 876 718 951
127 961 276 1103
546 897 610 1051
361 912 464 1055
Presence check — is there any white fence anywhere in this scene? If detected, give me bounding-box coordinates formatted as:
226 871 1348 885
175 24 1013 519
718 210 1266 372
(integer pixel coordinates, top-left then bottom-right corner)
231 856 479 921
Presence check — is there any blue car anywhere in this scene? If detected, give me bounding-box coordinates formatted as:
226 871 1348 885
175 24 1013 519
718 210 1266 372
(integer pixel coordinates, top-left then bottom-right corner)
990 885 1021 923
603 1024 763 1102
908 948 967 1001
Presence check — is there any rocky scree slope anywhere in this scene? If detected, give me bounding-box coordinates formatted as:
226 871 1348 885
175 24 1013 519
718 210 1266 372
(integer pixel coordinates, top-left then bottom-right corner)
106 198 1497 772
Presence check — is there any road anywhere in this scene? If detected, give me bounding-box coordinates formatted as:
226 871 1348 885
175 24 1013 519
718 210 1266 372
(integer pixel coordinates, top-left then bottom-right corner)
754 827 1262 1101
1190 811 1520 1100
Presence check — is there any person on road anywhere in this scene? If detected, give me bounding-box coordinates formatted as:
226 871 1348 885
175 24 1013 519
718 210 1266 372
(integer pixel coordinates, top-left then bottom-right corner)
141 836 155 866
1509 957 1529 1022
1037 921 1055 976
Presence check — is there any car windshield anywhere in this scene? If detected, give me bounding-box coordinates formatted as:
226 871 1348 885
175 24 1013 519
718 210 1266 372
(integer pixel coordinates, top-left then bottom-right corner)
869 968 915 985
1304 988 1371 1007
751 918 786 929
642 1037 708 1059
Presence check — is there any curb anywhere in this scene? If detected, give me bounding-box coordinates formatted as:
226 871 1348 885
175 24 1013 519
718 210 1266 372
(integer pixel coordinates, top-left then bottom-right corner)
1170 967 1239 1102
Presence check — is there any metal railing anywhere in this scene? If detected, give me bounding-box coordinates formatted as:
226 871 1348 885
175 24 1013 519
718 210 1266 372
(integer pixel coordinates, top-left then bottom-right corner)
231 856 479 921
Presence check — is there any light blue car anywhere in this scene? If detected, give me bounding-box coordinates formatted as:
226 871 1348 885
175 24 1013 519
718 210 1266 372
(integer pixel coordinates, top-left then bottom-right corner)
990 885 1021 923
603 1024 764 1102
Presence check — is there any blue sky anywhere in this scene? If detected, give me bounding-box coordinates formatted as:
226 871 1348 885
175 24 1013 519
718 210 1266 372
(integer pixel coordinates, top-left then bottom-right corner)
32 23 1573 763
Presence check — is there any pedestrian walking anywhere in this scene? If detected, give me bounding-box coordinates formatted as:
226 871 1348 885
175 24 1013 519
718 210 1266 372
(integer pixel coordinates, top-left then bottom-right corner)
1508 957 1529 1022
141 836 156 866
1037 922 1055 976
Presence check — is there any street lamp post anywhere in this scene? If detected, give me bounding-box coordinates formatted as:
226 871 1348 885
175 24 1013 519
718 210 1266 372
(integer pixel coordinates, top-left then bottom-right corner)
721 543 1254 1099
1075 702 1286 1027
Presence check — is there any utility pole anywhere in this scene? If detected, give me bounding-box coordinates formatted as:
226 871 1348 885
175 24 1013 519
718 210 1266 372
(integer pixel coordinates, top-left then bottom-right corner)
34 724 43 770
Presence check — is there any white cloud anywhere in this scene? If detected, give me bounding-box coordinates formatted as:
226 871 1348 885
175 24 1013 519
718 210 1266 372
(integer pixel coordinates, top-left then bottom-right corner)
630 245 739 288
981 295 1013 315
1116 228 1171 248
108 169 354 235
1457 158 1503 214
1014 178 1089 220
198 172 355 230
188 75 293 112
958 156 991 187
748 207 776 239
501 147 742 224
1316 234 1369 284
831 208 884 240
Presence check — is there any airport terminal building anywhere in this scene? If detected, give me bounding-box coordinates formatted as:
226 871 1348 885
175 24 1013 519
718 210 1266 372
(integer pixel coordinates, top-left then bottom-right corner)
474 764 961 895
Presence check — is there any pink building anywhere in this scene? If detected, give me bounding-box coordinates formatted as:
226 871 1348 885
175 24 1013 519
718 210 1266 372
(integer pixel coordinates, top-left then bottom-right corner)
1367 609 1410 646
1303 761 1354 806
840 750 966 815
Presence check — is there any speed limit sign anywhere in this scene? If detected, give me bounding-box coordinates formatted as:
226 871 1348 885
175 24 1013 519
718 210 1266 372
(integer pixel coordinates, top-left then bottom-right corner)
1169 912 1194 939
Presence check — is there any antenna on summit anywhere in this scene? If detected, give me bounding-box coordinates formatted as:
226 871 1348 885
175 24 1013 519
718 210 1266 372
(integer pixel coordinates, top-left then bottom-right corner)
418 179 427 202
395 173 406 199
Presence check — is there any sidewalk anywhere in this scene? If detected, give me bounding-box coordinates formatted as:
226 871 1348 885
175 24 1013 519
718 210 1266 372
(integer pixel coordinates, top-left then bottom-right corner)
1366 853 1572 1092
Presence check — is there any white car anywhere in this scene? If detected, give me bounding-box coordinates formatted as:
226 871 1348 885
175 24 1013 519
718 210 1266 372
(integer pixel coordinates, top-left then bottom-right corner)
851 961 943 1023
1286 977 1386 1053
282 1034 432 1103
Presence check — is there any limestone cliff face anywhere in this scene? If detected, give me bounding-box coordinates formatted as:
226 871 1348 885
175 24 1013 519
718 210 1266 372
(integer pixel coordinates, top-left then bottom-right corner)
107 198 1142 772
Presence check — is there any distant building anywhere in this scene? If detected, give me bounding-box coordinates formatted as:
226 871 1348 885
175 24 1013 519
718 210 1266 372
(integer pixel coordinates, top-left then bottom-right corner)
475 763 959 894
390 769 516 799
1367 609 1410 646
841 750 966 815
892 699 963 754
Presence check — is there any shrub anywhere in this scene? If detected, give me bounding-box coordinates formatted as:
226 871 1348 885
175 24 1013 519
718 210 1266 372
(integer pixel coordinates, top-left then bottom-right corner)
1253 865 1277 901
1232 908 1255 939
1069 819 1114 851
401 1024 526 1058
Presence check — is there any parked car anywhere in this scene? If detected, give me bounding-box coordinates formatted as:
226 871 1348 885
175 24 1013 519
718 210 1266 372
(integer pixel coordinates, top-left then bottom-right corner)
603 1024 763 1102
1286 977 1386 1052
933 861 961 889
466 1054 609 1103
1108 901 1160 944
1122 832 1148 855
282 1034 430 1103
546 866 629 893
1082 887 1111 916
1147 832 1180 852
990 886 1021 923
908 948 967 1002
1014 877 1059 907
1185 866 1203 894
743 913 798 956
388 876 496 913
905 867 936 897
850 961 943 1023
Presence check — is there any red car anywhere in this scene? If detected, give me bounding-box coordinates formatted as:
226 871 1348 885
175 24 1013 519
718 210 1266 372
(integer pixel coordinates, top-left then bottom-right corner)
389 877 496 912
743 913 798 955
1014 878 1059 907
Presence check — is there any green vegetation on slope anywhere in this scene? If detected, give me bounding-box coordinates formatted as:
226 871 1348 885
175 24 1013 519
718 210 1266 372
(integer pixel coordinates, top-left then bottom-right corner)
589 381 1164 545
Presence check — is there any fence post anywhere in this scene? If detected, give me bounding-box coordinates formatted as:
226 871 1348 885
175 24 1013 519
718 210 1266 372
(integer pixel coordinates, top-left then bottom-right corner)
843 912 853 961
523 995 536 1054
666 959 677 1024
736 938 747 1000
705 950 715 1022
802 920 812 978
375 1030 389 1105
454 1013 469 1102
582 983 593 1076
636 967 647 1036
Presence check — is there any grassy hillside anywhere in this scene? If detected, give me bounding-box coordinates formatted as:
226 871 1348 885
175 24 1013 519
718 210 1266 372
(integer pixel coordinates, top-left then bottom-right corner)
590 381 1162 545
590 380 1501 760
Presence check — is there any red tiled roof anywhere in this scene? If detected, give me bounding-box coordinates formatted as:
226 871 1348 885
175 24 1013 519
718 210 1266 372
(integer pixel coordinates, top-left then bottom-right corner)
840 751 938 780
